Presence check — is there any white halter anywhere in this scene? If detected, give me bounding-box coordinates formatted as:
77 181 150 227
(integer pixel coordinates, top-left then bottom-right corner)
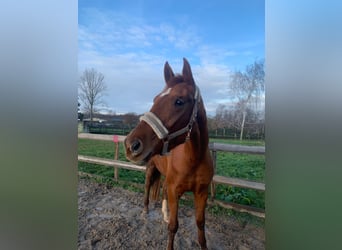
139 85 200 155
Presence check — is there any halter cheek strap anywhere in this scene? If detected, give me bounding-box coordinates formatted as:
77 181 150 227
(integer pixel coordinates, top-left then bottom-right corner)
139 85 200 155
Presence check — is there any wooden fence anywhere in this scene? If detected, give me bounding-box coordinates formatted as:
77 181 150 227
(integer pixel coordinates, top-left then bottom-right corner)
78 133 265 218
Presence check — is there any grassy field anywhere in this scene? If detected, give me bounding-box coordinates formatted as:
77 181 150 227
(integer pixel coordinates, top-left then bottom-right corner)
78 137 265 211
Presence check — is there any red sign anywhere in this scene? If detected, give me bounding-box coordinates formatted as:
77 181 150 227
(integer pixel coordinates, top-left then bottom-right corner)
113 135 119 143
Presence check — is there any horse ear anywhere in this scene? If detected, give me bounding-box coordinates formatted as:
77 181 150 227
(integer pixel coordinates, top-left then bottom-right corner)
164 61 174 84
182 58 194 85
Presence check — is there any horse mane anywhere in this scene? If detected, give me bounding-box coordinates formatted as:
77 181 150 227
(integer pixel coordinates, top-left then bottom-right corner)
195 96 210 160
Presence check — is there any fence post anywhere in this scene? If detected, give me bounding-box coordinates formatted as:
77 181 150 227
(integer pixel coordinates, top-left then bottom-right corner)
113 135 119 181
210 149 217 201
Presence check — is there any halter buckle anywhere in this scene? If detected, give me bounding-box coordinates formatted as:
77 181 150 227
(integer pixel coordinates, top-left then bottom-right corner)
161 140 170 155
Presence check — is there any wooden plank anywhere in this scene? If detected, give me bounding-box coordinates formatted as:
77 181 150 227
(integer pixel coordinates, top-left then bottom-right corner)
209 142 265 155
78 133 126 142
78 133 265 155
213 175 265 191
78 155 146 172
209 200 265 218
77 133 266 217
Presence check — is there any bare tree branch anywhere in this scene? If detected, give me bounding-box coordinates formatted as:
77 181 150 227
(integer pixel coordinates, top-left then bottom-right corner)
79 68 107 121
229 59 265 140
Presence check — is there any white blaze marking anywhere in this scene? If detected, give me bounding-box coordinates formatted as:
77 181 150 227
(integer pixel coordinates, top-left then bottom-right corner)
162 199 169 223
160 87 171 97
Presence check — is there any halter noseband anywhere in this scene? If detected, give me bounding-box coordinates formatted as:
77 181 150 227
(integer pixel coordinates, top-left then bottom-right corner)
140 85 200 155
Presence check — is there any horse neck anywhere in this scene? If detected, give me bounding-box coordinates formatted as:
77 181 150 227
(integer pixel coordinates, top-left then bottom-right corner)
190 100 209 157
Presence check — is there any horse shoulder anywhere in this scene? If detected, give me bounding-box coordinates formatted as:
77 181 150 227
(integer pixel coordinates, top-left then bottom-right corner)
152 155 169 176
195 149 214 182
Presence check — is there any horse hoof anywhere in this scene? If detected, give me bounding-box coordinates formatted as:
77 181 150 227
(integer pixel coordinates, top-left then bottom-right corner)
163 216 169 223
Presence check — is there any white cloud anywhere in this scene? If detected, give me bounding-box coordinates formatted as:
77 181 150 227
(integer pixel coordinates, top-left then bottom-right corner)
78 49 168 114
194 62 231 97
158 23 200 50
78 8 262 116
78 47 234 115
196 45 235 64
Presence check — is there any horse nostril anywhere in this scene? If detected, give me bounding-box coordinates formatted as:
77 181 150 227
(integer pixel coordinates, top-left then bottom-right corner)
131 139 143 156
132 140 140 151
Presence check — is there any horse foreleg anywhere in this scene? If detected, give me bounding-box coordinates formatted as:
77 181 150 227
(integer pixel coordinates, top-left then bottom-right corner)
194 189 209 250
166 188 179 250
143 165 154 213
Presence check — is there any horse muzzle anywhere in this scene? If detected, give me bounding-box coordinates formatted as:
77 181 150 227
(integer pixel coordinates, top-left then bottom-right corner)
124 128 157 165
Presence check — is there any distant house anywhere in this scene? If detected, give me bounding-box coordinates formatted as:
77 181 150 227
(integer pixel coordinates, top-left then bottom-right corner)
81 113 139 134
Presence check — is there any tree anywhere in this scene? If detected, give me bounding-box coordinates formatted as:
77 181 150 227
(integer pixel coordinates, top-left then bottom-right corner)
79 68 107 121
214 104 233 137
229 59 264 140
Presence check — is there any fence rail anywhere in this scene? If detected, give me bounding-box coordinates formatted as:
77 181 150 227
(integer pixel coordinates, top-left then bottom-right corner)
78 155 146 172
209 142 265 155
78 133 265 218
78 133 127 142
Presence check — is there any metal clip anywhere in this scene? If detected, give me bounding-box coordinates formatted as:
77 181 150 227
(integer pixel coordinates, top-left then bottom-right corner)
161 140 169 155
185 125 192 141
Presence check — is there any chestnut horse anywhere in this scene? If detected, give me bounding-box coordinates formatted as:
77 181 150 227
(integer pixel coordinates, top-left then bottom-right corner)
125 58 213 250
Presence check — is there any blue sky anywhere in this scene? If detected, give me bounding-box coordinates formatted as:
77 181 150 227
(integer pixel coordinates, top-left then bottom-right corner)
78 0 264 116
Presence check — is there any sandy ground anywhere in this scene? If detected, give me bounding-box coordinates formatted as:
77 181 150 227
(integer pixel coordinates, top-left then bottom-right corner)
78 178 265 250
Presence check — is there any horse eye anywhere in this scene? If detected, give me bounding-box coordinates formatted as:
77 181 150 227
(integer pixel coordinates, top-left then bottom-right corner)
175 98 185 106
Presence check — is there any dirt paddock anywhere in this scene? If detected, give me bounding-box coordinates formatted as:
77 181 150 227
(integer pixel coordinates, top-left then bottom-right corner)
78 178 265 250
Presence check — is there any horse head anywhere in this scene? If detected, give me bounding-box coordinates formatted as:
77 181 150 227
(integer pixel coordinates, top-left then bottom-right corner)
124 58 201 165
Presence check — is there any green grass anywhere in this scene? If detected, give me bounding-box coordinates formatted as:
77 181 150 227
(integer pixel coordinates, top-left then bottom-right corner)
208 137 265 208
78 137 265 210
213 151 265 208
78 138 146 184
